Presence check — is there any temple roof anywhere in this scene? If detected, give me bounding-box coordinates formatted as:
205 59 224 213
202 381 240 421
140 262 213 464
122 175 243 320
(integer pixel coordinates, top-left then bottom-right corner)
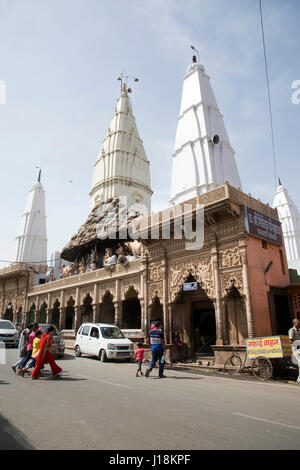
61 196 143 261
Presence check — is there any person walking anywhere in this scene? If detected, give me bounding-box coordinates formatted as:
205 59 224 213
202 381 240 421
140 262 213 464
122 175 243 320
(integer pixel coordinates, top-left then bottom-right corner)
11 325 31 375
135 342 146 377
18 323 38 373
22 329 43 374
145 321 166 379
31 326 62 380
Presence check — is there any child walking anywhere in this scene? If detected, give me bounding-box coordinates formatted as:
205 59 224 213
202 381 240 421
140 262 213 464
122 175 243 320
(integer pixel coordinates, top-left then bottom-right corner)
22 329 43 374
135 342 145 377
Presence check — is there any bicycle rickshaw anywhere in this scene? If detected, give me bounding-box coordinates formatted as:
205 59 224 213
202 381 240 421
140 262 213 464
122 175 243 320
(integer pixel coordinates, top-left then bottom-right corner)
224 335 297 381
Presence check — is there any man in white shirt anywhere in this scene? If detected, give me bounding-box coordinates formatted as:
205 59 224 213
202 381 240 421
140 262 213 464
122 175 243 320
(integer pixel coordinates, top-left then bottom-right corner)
289 318 300 384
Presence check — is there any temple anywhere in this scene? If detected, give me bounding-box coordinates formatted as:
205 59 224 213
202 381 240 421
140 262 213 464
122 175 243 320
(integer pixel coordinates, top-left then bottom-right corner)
273 179 300 274
15 170 47 266
0 58 296 366
90 83 152 212
170 56 241 205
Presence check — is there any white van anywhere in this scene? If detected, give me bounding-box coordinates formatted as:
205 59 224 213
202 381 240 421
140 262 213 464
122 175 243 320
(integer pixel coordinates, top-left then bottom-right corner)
75 323 135 362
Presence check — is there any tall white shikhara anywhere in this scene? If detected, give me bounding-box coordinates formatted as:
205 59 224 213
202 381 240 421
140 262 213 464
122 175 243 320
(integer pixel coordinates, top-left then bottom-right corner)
15 171 47 265
90 85 152 212
273 180 300 273
170 58 242 205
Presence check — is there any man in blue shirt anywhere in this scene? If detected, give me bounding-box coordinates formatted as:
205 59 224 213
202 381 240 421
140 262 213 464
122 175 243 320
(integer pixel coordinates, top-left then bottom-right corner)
145 321 166 378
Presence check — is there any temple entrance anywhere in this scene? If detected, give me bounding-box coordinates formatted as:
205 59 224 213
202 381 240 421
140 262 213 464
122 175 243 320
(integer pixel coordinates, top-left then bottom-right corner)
82 293 93 323
39 301 47 323
193 306 216 356
122 286 141 329
100 291 115 324
65 297 75 329
52 299 60 329
149 297 163 326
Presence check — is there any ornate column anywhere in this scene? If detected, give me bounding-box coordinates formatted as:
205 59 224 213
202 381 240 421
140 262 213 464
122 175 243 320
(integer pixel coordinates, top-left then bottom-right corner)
74 287 81 331
114 301 122 327
211 246 224 345
162 255 169 343
46 308 52 324
168 303 174 344
35 296 40 323
59 307 66 330
140 300 146 334
92 304 100 323
239 241 255 338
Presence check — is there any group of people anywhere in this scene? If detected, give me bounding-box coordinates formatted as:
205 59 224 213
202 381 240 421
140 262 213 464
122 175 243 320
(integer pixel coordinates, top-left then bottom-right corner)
12 323 62 379
135 321 167 379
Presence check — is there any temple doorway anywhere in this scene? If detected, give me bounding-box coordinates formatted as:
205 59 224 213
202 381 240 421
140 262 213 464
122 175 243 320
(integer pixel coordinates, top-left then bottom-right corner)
193 305 216 356
65 297 75 329
122 286 141 329
82 293 93 323
100 291 115 324
52 299 60 328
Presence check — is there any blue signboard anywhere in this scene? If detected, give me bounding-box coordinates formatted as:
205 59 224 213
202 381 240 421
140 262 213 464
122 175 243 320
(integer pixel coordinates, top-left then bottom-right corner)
183 282 198 291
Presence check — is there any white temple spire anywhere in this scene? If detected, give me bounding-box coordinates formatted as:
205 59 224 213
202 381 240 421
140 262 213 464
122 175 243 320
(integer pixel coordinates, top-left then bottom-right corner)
273 179 300 273
90 86 152 211
15 171 47 265
170 56 242 205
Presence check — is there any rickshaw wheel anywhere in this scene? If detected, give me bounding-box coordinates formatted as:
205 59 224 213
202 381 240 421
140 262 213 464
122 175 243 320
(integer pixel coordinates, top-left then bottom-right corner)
224 355 243 374
252 356 273 381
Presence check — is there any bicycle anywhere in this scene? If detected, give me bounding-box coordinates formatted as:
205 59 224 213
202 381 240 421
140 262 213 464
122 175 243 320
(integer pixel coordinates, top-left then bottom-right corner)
224 346 246 375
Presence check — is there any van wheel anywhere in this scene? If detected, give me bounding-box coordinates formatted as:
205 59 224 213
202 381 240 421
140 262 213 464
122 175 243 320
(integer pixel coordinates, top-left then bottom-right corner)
99 349 107 362
75 345 81 357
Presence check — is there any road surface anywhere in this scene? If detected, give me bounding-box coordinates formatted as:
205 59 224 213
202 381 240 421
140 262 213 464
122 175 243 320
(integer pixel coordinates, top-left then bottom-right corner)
1 348 300 450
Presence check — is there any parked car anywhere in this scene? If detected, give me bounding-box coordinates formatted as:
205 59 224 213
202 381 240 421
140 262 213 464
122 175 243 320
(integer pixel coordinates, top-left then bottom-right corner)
75 323 135 362
38 324 65 358
0 320 19 347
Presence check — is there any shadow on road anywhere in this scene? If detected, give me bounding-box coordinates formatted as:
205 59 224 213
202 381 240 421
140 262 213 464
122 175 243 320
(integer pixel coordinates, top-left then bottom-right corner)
59 353 75 361
0 413 35 450
151 376 203 380
0 380 9 385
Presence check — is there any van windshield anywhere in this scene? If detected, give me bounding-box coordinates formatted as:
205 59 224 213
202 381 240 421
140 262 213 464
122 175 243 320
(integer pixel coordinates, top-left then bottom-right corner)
100 327 125 339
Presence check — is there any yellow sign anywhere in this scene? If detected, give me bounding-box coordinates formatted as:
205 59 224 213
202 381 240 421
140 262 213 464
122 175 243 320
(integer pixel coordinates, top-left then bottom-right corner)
246 335 292 359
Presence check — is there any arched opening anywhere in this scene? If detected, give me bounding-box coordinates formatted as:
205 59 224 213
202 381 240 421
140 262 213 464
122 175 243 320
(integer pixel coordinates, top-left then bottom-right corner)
173 273 216 358
39 301 47 323
82 293 93 323
16 306 23 326
65 297 75 329
4 302 13 321
100 291 115 324
149 296 163 326
28 303 36 324
52 299 60 329
122 286 141 329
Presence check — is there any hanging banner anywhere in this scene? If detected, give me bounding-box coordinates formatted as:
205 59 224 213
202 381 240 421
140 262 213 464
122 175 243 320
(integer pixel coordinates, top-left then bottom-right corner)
243 206 282 246
246 335 292 359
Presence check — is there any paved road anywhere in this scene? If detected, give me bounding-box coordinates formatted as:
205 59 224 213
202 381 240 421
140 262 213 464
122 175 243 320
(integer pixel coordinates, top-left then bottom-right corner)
1 348 300 450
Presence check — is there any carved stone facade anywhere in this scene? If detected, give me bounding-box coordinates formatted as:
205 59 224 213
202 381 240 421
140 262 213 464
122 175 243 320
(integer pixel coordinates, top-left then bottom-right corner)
12 184 290 365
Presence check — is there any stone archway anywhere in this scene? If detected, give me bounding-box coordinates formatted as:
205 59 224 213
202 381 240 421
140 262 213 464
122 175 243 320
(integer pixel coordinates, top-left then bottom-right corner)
4 302 13 321
82 293 93 323
122 286 141 329
52 299 60 328
100 291 115 324
28 303 36 324
65 297 75 329
172 273 216 357
39 301 47 323
149 296 163 325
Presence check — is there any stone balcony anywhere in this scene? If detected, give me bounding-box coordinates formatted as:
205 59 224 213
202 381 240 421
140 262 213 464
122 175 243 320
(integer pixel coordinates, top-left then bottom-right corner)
27 258 143 296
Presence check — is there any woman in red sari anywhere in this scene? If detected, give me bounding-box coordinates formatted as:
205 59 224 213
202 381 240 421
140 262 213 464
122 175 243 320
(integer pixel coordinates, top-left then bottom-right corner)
31 326 62 379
